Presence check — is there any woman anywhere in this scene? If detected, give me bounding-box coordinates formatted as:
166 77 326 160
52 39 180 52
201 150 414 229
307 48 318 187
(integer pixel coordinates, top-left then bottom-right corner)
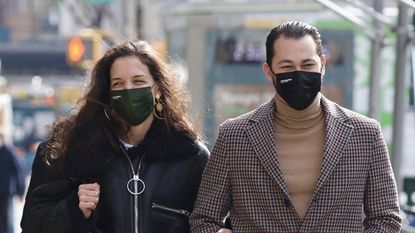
21 40 209 233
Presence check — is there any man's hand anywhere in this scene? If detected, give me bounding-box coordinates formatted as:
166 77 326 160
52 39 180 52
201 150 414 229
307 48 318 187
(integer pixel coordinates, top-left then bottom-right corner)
78 182 100 219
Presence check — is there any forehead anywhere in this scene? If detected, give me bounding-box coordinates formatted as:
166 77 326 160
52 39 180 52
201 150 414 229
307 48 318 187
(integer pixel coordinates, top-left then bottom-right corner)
110 56 152 80
272 35 318 62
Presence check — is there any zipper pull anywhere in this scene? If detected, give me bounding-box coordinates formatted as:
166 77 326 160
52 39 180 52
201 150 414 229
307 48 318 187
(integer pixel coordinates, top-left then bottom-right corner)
180 209 191 217
152 203 191 217
127 175 145 195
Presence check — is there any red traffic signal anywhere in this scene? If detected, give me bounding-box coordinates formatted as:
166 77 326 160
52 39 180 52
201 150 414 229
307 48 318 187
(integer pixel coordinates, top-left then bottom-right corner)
67 37 86 63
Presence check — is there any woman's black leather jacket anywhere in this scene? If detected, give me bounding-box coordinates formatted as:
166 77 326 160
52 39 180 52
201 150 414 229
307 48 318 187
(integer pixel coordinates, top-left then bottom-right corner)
21 120 209 233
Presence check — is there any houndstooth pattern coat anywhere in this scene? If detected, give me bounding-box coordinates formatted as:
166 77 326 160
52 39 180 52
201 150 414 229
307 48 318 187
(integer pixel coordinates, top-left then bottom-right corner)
190 96 402 233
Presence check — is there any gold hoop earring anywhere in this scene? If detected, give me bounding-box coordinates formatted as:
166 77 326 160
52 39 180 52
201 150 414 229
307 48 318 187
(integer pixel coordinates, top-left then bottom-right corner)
104 108 111 120
154 93 165 120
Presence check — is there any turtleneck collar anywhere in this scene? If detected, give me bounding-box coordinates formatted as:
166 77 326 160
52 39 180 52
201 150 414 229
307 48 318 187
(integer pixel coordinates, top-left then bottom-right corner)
274 92 324 130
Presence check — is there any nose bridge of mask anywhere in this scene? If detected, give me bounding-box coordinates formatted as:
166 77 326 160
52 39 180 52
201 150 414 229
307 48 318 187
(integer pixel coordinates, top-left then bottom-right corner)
111 86 152 106
275 71 301 86
279 71 322 86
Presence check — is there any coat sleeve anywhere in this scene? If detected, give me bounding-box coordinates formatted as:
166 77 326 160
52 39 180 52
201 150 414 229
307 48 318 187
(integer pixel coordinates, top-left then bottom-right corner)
363 122 402 232
25 179 92 233
20 143 93 233
190 126 232 233
21 142 50 232
188 141 210 211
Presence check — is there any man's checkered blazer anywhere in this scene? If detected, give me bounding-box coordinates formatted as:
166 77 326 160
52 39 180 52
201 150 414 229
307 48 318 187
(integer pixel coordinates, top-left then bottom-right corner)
190 96 402 233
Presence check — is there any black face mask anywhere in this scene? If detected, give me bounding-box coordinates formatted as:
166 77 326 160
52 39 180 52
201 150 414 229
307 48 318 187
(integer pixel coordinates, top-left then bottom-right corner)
272 70 321 110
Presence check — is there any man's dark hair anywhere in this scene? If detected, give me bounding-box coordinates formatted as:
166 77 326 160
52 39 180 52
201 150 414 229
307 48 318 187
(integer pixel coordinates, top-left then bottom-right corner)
265 21 323 66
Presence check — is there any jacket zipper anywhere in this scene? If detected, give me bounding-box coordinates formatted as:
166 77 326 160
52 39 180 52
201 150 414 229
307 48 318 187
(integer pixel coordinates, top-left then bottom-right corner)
120 146 146 233
152 203 191 217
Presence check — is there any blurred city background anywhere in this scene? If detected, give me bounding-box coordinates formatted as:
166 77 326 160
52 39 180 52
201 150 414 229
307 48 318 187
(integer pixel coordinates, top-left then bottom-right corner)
0 0 414 232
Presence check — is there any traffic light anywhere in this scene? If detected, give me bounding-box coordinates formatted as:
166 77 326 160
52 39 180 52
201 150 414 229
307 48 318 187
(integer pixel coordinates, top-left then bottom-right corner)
66 28 114 70
67 37 88 65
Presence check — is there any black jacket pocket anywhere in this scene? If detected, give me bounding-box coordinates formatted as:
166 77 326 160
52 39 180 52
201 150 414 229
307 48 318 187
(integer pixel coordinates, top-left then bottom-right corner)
151 202 190 233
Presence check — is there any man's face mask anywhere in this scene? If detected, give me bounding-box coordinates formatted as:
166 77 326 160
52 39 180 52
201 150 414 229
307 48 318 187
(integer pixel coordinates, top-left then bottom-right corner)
272 70 321 110
110 86 154 126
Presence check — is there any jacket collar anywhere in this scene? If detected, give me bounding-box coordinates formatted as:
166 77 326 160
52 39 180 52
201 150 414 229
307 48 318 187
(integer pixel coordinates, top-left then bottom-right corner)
124 120 199 161
244 95 354 200
314 96 354 194
61 119 198 181
247 95 354 124
245 98 290 196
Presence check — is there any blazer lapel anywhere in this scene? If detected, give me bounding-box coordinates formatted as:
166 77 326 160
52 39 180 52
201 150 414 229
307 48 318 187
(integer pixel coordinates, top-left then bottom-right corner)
314 97 354 195
300 97 355 231
245 99 290 197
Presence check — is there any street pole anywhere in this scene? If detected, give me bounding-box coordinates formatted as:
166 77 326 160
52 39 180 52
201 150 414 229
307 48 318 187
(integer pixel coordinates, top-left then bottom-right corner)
368 0 384 121
392 1 410 193
121 0 128 36
315 0 378 39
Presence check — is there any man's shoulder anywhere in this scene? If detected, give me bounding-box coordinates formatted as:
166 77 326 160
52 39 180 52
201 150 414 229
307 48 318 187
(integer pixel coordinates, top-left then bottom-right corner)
219 99 274 132
322 97 380 130
219 112 252 129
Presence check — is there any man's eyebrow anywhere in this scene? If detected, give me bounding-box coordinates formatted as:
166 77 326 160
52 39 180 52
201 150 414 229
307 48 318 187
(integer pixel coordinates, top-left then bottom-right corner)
277 58 318 65
301 58 317 63
278 60 293 65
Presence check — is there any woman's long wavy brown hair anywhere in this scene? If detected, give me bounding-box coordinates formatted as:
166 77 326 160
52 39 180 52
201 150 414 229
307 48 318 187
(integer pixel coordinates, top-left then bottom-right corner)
44 40 198 165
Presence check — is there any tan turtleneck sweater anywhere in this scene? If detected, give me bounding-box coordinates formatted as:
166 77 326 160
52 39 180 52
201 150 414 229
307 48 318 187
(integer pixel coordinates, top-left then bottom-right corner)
274 93 326 220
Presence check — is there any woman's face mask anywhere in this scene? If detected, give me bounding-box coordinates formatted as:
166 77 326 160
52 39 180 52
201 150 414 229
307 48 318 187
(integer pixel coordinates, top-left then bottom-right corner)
110 86 154 126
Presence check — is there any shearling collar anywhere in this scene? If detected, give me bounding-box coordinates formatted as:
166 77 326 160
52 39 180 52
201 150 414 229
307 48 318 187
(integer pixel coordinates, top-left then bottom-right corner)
122 119 199 161
60 119 198 181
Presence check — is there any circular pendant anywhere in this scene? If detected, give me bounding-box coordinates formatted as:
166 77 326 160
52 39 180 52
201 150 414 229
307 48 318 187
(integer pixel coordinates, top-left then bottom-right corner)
127 175 145 195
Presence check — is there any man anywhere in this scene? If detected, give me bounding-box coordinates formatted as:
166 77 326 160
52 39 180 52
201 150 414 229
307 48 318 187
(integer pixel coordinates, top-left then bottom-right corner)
190 21 402 232
0 129 25 233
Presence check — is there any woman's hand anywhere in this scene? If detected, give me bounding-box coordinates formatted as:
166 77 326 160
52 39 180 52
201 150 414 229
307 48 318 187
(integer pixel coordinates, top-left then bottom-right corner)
78 182 100 219
217 229 233 233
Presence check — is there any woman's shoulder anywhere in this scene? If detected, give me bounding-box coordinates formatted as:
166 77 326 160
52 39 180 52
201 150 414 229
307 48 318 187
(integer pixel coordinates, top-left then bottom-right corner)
171 132 210 166
143 122 209 162
193 139 210 160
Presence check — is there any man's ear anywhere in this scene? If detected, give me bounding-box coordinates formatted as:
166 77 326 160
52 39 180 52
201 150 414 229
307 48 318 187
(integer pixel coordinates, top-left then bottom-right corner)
320 54 327 76
263 63 274 82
